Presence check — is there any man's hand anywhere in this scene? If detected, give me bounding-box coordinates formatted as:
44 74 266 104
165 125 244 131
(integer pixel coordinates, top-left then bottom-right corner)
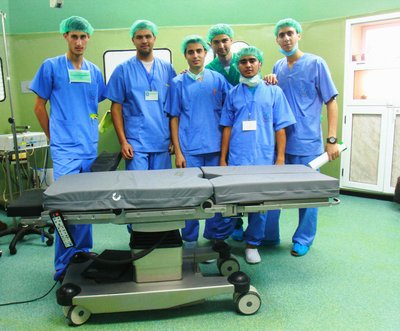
326 143 339 161
175 152 186 168
121 141 134 160
275 156 285 165
264 74 278 85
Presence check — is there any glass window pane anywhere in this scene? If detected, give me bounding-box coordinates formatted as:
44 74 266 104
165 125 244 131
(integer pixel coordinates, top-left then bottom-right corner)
350 114 381 184
353 68 400 102
364 24 400 64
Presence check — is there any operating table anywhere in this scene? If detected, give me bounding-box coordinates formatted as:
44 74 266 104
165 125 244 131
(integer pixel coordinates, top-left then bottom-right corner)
40 164 339 326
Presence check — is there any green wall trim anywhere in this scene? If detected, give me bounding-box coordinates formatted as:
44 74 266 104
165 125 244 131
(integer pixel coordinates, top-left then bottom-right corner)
1 0 399 34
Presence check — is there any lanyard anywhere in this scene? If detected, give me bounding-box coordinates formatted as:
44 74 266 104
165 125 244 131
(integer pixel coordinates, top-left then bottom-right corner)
138 58 156 90
242 84 257 120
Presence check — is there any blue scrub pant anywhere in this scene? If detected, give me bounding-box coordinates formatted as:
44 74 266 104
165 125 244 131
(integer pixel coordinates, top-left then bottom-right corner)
264 154 319 246
244 212 268 246
52 157 96 280
180 153 234 242
125 151 172 170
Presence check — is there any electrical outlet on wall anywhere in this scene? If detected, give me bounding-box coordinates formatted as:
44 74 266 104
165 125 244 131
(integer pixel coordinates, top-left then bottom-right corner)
20 81 33 94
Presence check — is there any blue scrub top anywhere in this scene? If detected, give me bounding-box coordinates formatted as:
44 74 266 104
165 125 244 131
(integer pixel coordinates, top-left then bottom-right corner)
169 69 231 155
273 53 338 156
104 56 176 153
220 83 296 166
30 55 105 159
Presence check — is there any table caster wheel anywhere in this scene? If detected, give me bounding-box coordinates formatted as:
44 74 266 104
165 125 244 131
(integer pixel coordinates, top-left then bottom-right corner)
67 305 91 326
233 286 261 315
46 238 54 246
218 257 240 276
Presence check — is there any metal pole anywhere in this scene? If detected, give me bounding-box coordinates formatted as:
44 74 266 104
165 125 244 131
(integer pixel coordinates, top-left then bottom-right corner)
0 11 23 196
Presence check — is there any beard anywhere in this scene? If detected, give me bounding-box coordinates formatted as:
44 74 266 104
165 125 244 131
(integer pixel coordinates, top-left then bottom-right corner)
137 48 152 58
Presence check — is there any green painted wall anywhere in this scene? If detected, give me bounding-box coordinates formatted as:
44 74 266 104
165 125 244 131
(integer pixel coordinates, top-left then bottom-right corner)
0 0 399 182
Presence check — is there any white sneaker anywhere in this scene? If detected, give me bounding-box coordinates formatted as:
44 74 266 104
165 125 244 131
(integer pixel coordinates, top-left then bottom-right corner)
245 248 261 264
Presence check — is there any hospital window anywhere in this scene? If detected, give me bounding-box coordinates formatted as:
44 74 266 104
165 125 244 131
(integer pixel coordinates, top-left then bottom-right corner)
351 18 400 103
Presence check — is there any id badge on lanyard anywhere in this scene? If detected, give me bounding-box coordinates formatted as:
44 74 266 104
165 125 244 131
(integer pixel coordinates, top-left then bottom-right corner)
140 59 159 101
145 91 159 101
242 85 257 131
68 69 91 83
242 120 257 131
66 55 92 83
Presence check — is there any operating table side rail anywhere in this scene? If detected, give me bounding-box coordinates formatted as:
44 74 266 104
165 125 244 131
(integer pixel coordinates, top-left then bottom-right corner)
231 197 340 215
42 197 340 226
42 203 221 226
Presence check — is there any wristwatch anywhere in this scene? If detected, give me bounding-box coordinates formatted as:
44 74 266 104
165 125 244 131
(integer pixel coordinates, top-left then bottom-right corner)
326 137 337 144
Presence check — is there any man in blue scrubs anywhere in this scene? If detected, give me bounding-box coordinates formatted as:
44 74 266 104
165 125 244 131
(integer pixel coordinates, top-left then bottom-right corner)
220 46 296 264
31 16 105 281
169 35 232 245
206 23 240 86
206 24 246 241
264 18 339 257
105 20 176 171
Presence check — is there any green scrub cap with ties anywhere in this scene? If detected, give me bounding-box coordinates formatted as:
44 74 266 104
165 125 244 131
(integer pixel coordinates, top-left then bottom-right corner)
130 20 158 38
207 23 234 42
236 46 264 65
59 16 94 36
181 35 210 54
274 18 302 37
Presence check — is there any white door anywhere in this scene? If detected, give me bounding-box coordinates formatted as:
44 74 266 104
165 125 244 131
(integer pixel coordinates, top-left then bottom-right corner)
341 105 395 192
341 12 400 194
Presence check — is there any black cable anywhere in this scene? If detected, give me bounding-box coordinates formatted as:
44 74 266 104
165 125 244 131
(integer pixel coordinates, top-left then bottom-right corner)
0 280 58 307
0 232 169 306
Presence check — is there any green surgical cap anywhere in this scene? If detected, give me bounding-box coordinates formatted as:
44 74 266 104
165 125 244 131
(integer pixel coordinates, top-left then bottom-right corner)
181 35 210 54
274 18 302 37
207 23 234 42
130 20 158 38
236 46 264 65
59 16 94 35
